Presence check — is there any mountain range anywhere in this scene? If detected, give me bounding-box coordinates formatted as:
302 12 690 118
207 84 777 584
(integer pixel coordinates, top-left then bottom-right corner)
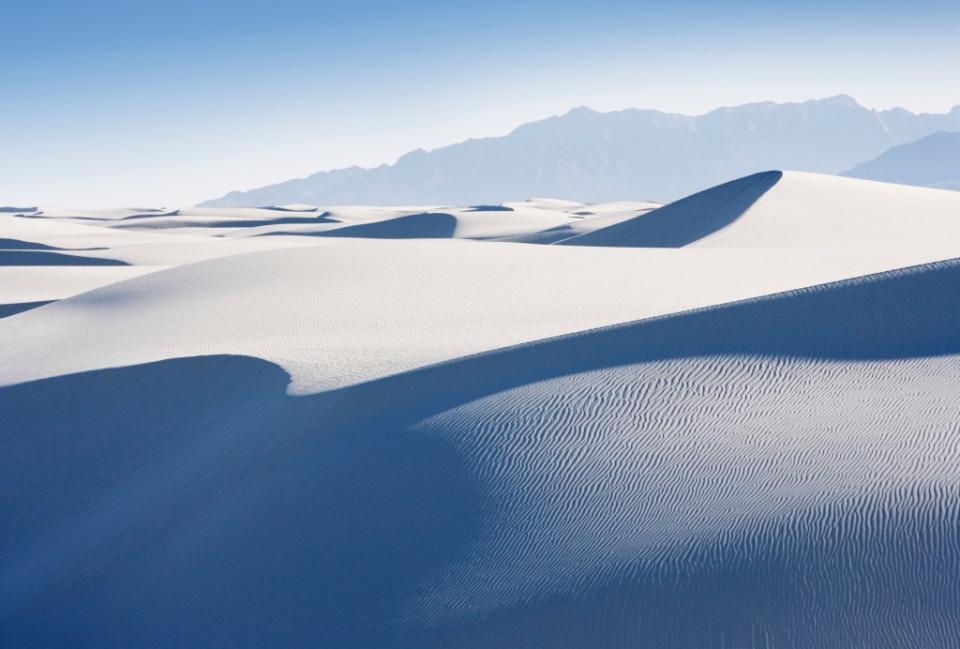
843 131 960 190
201 96 960 207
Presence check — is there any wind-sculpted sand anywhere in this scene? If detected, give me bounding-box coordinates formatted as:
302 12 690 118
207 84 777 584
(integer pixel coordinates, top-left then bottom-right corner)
3 172 960 647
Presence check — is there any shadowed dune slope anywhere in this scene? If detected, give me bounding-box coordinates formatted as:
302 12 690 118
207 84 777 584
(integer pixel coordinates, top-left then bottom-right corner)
3 258 960 648
561 171 960 249
0 238 64 251
0 301 54 319
6 239 959 393
300 212 458 239
560 170 783 247
0 251 129 266
114 214 333 230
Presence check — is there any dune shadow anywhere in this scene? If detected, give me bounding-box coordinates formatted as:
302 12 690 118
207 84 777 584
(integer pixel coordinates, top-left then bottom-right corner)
0 239 109 253
464 205 513 212
0 238 62 251
328 255 960 428
302 212 458 239
118 209 180 220
116 215 336 229
1 355 482 648
560 170 782 247
0 251 129 266
4 255 960 647
0 301 54 319
43 210 178 222
261 205 319 213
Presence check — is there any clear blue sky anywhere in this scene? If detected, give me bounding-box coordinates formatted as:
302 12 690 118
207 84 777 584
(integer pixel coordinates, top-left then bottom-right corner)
3 0 959 206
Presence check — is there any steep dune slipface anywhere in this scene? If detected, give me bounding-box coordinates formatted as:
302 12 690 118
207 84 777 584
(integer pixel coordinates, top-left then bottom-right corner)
561 171 960 250
560 170 784 246
3 259 960 647
305 211 459 238
693 172 960 249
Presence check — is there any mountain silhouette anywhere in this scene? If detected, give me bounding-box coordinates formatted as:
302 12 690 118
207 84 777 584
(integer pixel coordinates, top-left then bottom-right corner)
201 96 960 206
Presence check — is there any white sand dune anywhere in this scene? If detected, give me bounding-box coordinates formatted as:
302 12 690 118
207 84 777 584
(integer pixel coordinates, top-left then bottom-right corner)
3 171 960 648
264 203 321 212
505 197 587 210
574 200 662 214
4 258 960 648
25 206 181 221
9 199 660 244
3 240 957 393
562 170 960 249
0 213 319 310
0 266 161 304
124 204 585 240
0 200 616 315
504 201 660 243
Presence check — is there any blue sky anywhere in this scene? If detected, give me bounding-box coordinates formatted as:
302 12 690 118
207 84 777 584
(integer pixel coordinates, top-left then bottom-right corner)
3 0 960 206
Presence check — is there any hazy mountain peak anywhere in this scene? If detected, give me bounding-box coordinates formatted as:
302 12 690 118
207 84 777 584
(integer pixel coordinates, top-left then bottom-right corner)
843 130 960 190
396 148 430 162
200 97 960 207
564 105 600 116
818 94 861 106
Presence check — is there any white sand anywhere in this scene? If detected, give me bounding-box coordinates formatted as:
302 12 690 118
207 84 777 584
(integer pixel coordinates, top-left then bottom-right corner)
3 172 960 391
696 171 960 249
562 171 960 250
5 172 960 647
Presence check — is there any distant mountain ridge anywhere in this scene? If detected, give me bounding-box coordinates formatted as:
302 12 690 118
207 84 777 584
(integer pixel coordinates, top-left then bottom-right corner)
201 96 960 207
843 131 960 191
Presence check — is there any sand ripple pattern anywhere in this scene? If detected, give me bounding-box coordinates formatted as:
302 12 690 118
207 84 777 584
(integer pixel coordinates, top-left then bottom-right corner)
399 355 960 647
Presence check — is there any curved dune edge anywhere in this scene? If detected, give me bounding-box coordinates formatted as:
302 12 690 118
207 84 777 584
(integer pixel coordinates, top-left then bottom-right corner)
3 238 960 393
322 253 960 408
559 171 960 249
560 170 783 246
0 301 54 319
4 256 960 647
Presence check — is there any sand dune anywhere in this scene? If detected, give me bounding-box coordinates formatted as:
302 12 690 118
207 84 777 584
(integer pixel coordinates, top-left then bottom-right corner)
563 171 960 249
26 206 181 221
3 171 960 647
0 206 39 214
212 203 584 240
8 199 660 243
0 267 161 310
4 258 960 647
263 203 321 212
0 199 610 314
3 238 958 393
0 212 317 310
